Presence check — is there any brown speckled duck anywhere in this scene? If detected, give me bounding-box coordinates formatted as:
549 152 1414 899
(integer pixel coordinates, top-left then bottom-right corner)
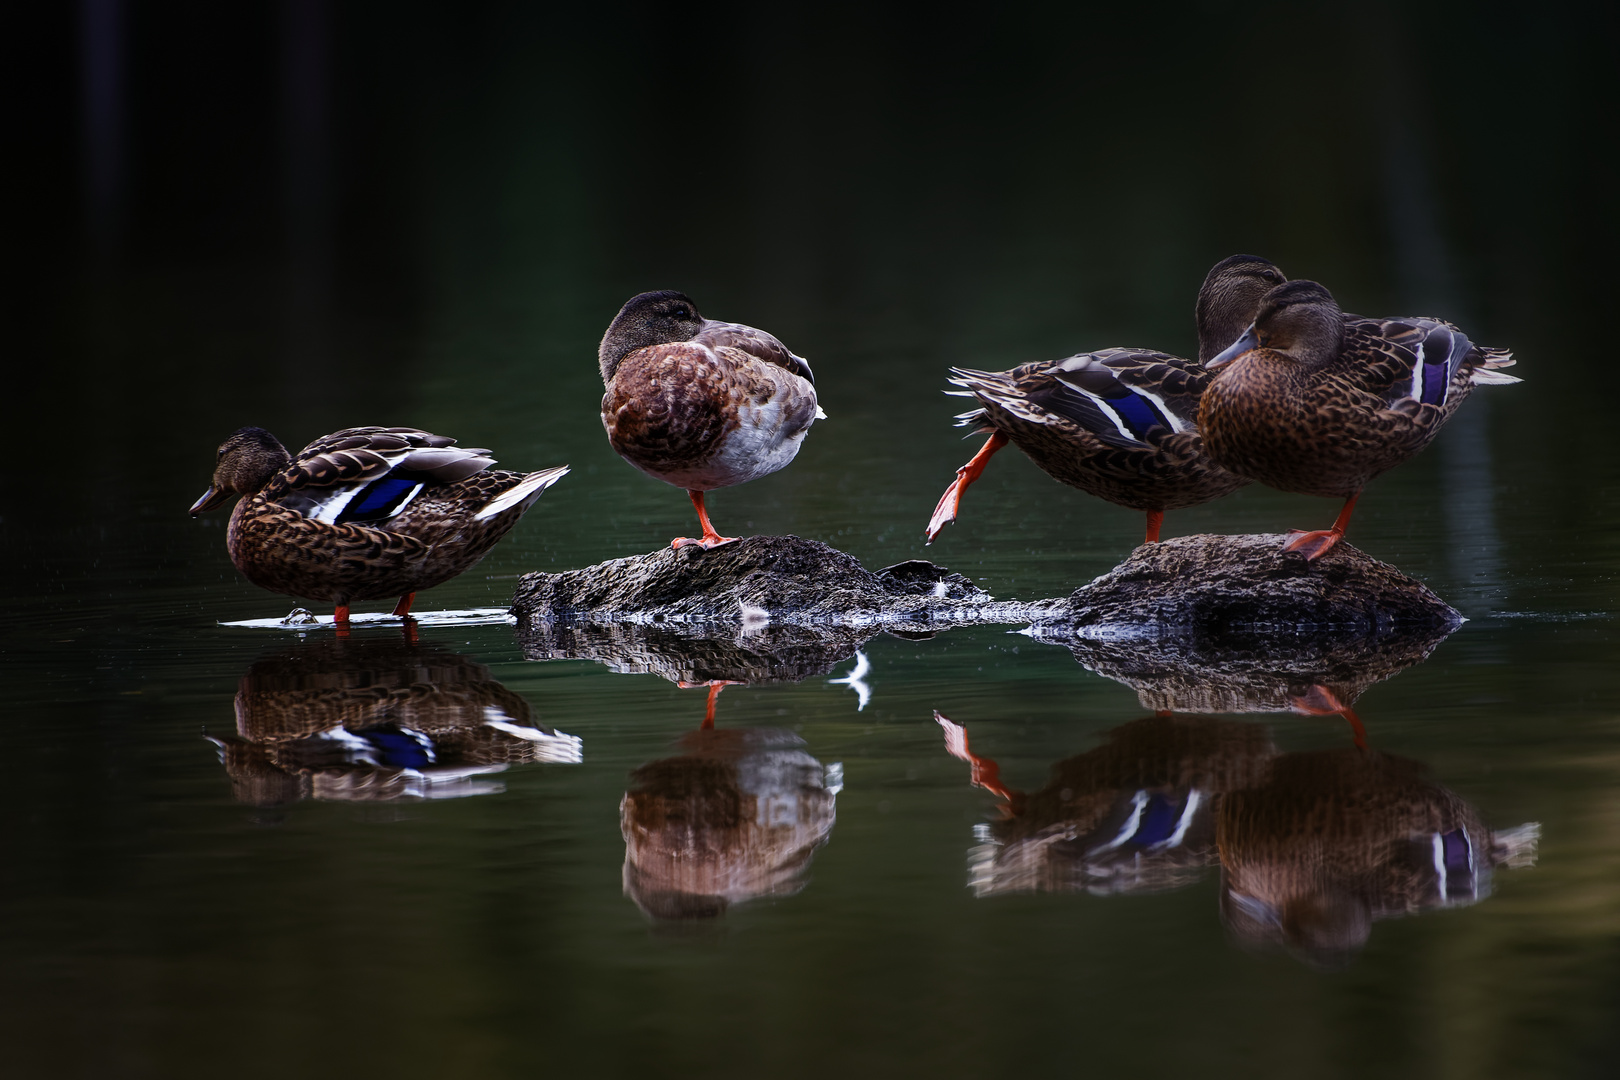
925 255 1286 546
190 426 569 626
1200 280 1520 560
599 290 824 549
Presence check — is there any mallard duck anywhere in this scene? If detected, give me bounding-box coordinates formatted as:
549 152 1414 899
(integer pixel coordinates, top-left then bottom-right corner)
1200 280 1521 559
599 290 823 549
189 426 568 625
925 255 1287 546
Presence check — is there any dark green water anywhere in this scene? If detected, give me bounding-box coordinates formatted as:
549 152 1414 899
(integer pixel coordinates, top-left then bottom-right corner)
5 4 1620 1077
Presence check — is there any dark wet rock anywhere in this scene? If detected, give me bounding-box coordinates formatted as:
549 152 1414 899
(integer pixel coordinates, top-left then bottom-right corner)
511 534 1049 628
1038 533 1461 637
1022 533 1463 711
517 619 876 685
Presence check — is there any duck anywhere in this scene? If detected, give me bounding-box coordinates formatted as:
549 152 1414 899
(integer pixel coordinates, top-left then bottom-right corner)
1199 280 1520 560
189 425 569 626
925 254 1286 546
599 290 823 549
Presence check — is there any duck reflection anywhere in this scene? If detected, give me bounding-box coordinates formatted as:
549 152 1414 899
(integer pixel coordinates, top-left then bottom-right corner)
939 711 1274 896
1218 747 1538 969
213 638 581 806
621 726 842 921
939 711 1537 966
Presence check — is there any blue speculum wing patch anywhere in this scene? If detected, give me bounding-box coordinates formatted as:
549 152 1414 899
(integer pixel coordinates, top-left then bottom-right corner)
360 725 437 769
1107 390 1170 440
335 476 424 525
1131 793 1182 847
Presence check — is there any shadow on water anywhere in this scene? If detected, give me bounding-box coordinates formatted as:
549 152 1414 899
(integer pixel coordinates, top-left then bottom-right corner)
935 618 1541 970
209 635 581 810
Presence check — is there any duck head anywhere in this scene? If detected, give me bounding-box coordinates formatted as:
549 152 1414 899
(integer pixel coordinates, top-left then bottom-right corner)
189 427 292 515
1194 255 1287 364
1207 279 1345 372
598 290 707 384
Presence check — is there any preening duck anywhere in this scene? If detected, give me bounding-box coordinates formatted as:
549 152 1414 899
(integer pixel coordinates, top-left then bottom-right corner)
1198 280 1520 560
599 290 824 549
925 254 1285 546
190 425 568 625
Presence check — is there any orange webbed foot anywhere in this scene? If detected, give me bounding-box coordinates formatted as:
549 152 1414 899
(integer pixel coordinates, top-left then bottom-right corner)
1282 528 1345 561
672 534 740 550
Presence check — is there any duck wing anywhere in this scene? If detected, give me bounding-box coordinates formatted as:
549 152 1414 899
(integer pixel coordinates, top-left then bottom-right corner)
1343 317 1519 410
271 427 497 526
950 349 1202 450
694 320 816 385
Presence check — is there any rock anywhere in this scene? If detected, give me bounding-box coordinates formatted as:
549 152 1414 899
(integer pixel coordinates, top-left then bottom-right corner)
1025 533 1463 711
1036 533 1461 638
510 535 1052 628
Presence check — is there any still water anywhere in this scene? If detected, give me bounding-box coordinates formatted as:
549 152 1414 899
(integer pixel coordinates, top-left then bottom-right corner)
7 4 1620 1077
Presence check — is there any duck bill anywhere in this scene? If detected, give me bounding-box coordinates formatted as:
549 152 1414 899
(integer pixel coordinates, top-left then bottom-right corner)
1208 325 1260 370
189 486 231 516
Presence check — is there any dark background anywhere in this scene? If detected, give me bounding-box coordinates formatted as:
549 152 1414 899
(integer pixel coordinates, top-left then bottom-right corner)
4 1 1613 527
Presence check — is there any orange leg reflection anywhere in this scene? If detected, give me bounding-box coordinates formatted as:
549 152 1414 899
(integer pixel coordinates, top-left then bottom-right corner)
678 679 744 729
1290 684 1368 749
935 710 1026 816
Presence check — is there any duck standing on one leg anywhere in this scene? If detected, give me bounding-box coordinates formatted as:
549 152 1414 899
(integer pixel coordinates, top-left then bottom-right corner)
599 290 824 550
190 426 569 626
1199 280 1520 561
925 254 1285 547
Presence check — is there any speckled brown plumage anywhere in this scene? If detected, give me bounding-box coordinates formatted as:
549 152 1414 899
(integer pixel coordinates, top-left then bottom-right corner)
192 425 568 610
598 291 820 546
1199 284 1519 500
955 350 1251 512
927 255 1287 544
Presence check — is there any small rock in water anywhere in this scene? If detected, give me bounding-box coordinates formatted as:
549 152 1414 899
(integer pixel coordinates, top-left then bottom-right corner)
510 535 1049 628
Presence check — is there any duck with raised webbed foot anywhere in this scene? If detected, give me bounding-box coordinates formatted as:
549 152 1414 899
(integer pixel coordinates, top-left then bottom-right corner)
925 254 1285 546
599 290 824 550
190 425 569 627
1199 280 1520 560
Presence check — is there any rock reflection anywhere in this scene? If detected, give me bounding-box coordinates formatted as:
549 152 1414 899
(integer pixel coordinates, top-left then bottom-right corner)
939 711 1537 966
520 619 878 724
213 638 580 807
519 619 873 685
1035 618 1457 716
621 727 842 921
